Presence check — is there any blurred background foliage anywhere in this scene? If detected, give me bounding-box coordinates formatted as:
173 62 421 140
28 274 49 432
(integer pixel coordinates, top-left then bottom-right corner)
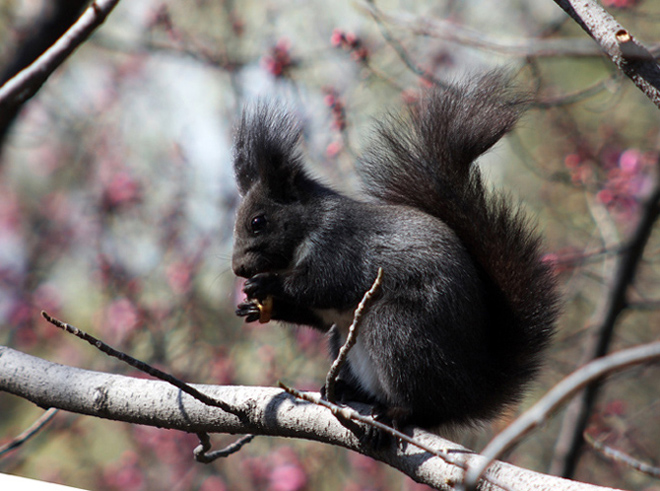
1 0 660 490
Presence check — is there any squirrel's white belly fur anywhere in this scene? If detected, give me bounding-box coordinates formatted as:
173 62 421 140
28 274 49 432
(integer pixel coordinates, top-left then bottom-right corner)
316 307 388 401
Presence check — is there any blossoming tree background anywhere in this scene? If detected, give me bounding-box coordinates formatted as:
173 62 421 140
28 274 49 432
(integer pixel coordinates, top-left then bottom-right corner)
1 0 660 490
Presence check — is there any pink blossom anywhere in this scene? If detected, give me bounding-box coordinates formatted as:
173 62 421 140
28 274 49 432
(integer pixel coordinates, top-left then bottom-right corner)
330 29 368 62
269 463 307 491
401 88 420 105
330 29 344 47
200 476 228 491
105 298 140 341
261 38 294 78
166 261 192 295
209 349 236 384
564 153 581 169
619 148 641 173
0 186 21 232
604 399 627 416
601 0 640 8
103 451 145 491
103 171 141 209
325 141 343 158
597 188 614 204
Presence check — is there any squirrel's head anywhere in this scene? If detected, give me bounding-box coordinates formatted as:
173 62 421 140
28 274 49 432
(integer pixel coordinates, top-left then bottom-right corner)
231 103 332 278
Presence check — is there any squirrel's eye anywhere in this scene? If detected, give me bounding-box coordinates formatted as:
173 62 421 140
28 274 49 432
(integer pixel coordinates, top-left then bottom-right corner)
250 215 267 234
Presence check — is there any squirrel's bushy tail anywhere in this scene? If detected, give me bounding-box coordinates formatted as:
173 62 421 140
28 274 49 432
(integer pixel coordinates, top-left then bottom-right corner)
359 71 559 410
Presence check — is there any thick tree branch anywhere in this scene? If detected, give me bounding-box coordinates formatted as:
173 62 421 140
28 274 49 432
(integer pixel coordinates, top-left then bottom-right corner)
0 346 620 491
552 0 660 108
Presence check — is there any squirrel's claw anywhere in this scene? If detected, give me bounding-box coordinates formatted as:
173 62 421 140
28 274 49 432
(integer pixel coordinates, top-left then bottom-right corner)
236 300 261 323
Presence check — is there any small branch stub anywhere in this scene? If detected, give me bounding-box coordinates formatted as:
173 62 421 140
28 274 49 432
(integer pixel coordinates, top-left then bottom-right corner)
615 29 631 44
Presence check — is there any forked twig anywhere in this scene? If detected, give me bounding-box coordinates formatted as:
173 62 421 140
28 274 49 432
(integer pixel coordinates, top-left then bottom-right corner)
194 433 256 463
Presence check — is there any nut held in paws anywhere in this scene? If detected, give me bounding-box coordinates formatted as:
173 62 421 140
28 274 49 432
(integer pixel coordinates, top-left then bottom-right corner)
257 296 273 323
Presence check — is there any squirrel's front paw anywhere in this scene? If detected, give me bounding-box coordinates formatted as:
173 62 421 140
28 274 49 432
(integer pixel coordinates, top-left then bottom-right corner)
243 272 279 301
236 300 261 323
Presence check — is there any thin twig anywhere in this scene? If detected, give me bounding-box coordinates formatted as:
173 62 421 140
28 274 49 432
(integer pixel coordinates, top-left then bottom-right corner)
584 431 660 479
627 300 660 311
533 72 623 108
325 268 383 402
282 383 456 461
0 408 59 457
194 432 255 463
280 382 514 491
357 1 660 60
40 311 239 416
463 341 660 490
363 0 449 88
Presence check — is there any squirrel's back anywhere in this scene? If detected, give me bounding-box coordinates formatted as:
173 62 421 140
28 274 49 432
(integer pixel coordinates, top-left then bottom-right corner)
358 72 559 418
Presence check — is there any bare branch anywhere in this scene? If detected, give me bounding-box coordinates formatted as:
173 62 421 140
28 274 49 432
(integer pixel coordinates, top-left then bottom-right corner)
0 0 122 110
584 431 660 479
0 346 622 491
362 0 449 88
552 0 660 109
550 173 660 477
464 341 660 490
358 1 660 59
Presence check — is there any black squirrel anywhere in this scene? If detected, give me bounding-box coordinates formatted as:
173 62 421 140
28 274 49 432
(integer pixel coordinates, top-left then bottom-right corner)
231 72 559 430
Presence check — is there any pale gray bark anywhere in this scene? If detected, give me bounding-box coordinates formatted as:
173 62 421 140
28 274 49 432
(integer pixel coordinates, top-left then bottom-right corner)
0 346 623 491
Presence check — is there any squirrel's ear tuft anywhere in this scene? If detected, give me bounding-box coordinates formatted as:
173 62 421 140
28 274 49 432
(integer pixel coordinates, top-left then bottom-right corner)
233 102 315 202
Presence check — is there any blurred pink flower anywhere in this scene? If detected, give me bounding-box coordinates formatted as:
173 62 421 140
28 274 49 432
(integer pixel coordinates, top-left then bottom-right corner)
597 188 614 205
104 298 140 341
269 463 307 491
166 261 192 295
33 283 62 314
103 171 142 210
242 456 270 488
200 476 228 491
133 426 198 466
322 87 347 131
330 29 368 62
261 38 295 78
602 0 640 8
209 349 236 384
0 185 21 232
103 451 145 491
326 141 343 158
619 148 641 173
